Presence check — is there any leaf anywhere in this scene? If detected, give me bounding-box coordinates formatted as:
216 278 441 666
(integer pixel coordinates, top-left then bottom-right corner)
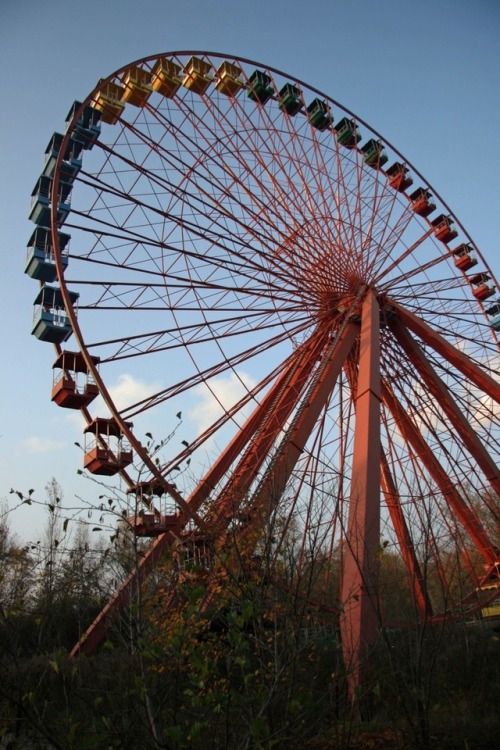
63 518 69 533
48 504 55 513
92 527 102 532
145 432 153 439
176 411 182 419
182 440 189 447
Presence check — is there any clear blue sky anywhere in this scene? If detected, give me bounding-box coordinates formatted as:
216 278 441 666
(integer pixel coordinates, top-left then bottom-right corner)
1 0 499 541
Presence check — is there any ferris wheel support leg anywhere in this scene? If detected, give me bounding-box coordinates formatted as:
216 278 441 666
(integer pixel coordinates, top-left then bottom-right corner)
389 300 500 403
381 382 498 565
389 317 500 498
340 290 382 701
69 529 181 658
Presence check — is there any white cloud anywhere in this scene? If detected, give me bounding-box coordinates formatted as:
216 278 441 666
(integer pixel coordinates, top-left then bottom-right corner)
89 373 163 417
24 436 64 454
188 370 257 436
109 373 161 411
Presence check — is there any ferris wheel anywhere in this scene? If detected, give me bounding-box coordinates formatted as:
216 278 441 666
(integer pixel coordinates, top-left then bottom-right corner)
26 52 500 687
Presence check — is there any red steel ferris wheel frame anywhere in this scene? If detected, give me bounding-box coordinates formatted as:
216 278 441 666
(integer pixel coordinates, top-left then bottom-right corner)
29 52 499 696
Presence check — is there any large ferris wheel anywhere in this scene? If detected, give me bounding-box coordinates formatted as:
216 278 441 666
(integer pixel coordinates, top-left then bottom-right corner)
26 52 500 690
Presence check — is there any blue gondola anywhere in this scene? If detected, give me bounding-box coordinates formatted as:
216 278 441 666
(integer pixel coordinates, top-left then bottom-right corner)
65 100 101 149
43 132 83 180
485 300 500 333
31 285 79 343
29 175 71 227
25 226 70 282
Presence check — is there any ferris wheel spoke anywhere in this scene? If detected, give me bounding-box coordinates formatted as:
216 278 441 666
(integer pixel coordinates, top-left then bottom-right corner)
86 309 310 365
74 171 292 291
141 102 311 261
78 147 298 291
116 320 314 421
373 225 435 285
380 445 432 619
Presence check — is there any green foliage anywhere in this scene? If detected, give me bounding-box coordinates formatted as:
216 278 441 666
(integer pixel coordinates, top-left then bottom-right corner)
1 483 500 749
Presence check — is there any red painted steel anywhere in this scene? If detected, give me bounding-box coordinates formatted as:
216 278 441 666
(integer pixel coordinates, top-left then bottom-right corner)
340 290 381 694
390 316 500 497
41 55 498 701
381 381 497 565
380 451 433 620
390 301 500 402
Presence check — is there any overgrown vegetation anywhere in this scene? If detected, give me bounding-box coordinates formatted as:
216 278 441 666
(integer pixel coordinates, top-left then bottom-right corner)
1 480 499 749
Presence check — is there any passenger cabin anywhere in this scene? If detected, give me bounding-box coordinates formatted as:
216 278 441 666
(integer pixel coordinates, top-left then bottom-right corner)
479 564 500 590
182 57 213 95
83 417 133 476
127 479 181 536
32 285 78 343
215 61 244 97
469 272 495 302
278 83 302 115
485 301 500 332
334 117 361 149
247 70 274 104
65 101 101 149
122 67 153 107
151 58 183 98
452 243 478 271
92 81 126 125
361 139 388 167
29 175 71 227
51 350 100 409
385 161 413 192
177 534 212 579
129 511 181 537
409 187 436 217
43 132 82 180
306 99 333 131
431 214 458 243
25 227 70 282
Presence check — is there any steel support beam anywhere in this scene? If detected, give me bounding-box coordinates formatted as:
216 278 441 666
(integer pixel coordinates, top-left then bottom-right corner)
382 381 497 564
340 290 381 696
389 317 500 496
389 300 500 403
